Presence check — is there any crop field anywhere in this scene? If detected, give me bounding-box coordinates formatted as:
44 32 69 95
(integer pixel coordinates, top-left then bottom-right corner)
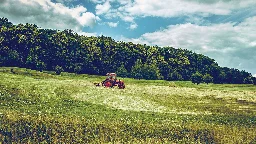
0 67 255 143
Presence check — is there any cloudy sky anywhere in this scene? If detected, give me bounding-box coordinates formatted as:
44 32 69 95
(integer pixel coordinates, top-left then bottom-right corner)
1 0 256 76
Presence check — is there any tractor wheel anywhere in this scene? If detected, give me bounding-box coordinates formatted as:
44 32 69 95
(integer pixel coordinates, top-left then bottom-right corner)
104 81 112 88
118 84 125 89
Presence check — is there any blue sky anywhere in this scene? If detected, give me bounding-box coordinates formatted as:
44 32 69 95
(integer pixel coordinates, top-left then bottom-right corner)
0 0 256 76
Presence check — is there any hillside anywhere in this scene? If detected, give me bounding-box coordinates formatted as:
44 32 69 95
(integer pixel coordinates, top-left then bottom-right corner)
0 67 255 143
0 17 255 84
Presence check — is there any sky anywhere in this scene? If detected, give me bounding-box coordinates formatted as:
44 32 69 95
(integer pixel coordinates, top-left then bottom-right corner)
0 0 256 76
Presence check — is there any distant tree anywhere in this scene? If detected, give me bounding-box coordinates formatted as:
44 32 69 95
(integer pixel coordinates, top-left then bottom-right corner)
55 65 64 75
203 73 213 84
131 59 162 80
243 77 253 84
36 61 46 72
0 17 254 84
217 71 226 84
142 63 162 80
191 71 203 85
131 59 143 80
252 77 256 85
74 63 83 74
0 17 13 28
116 64 128 77
167 70 183 81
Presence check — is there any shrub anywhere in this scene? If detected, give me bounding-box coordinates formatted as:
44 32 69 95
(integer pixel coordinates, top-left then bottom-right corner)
203 74 213 84
191 72 203 85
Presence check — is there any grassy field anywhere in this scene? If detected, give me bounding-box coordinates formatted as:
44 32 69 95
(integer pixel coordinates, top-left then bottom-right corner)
0 67 255 143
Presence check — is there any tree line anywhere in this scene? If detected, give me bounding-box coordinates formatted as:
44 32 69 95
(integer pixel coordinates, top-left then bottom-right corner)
0 17 255 84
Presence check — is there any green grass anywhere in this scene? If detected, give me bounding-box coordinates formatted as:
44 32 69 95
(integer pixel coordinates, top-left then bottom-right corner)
0 67 255 143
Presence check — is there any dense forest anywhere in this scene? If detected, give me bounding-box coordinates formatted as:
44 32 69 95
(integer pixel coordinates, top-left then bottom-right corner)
0 17 255 84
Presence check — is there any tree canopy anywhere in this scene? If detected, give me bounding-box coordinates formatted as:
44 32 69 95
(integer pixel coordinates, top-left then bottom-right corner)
0 17 254 84
191 72 203 85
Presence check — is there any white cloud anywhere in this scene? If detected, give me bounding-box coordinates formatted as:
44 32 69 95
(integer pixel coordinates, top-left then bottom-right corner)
95 16 101 21
77 31 97 37
107 21 119 27
97 0 256 30
185 15 209 25
125 0 256 17
120 35 150 45
117 0 132 5
90 0 105 4
55 0 64 3
99 0 256 17
121 16 256 74
122 16 134 22
91 0 256 35
95 0 111 15
253 74 256 77
55 0 78 5
129 23 138 30
0 0 98 31
78 12 97 28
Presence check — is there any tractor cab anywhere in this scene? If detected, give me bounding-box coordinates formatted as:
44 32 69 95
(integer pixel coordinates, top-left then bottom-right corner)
106 73 116 80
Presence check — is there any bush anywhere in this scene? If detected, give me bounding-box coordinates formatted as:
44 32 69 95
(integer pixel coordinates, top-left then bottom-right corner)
203 74 213 84
191 72 203 85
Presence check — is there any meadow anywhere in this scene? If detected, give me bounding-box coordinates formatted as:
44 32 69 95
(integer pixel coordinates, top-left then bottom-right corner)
0 67 255 143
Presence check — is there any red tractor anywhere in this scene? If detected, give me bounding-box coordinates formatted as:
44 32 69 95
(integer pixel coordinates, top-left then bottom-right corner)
101 73 125 89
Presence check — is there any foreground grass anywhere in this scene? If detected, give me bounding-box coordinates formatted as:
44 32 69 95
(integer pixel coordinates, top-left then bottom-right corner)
0 67 255 143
